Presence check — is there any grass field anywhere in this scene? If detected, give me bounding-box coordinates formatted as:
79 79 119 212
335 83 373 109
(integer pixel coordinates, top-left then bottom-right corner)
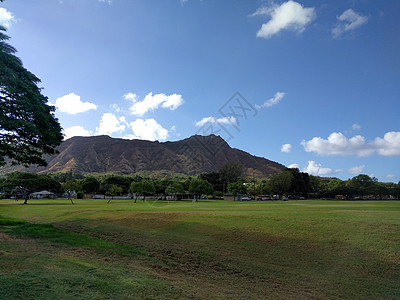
0 199 399 299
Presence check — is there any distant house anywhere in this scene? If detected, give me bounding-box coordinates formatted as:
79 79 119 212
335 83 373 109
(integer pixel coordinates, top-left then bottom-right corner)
223 193 243 201
11 187 28 200
30 190 55 199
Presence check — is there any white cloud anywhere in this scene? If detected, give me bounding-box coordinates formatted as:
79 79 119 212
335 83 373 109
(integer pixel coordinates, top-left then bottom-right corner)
303 161 341 176
0 8 16 28
255 1 316 39
386 174 396 179
301 132 374 157
256 92 285 109
97 113 126 135
55 93 97 114
127 118 169 141
251 7 271 17
123 92 138 102
348 165 365 174
129 93 184 116
302 131 400 157
64 126 91 140
110 103 121 113
372 132 400 156
98 0 112 5
288 163 299 169
332 9 368 38
195 116 236 127
281 143 292 153
352 123 361 130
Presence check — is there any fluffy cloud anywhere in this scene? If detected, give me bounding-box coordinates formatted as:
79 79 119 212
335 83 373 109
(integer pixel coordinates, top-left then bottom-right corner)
256 92 285 109
303 161 341 176
255 1 316 39
195 116 236 127
288 163 299 169
123 92 138 102
128 118 169 141
352 123 361 130
301 132 374 157
97 113 126 135
55 93 97 114
63 126 91 140
0 8 16 28
348 165 365 174
332 9 368 38
281 143 292 153
373 132 400 156
302 131 400 157
130 93 184 116
386 174 396 179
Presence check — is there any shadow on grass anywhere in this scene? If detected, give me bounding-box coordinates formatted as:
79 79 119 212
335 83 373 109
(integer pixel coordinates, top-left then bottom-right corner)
0 215 144 257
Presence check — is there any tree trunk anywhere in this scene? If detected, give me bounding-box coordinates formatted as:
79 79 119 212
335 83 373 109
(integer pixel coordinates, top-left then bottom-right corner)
23 194 28 205
68 193 74 204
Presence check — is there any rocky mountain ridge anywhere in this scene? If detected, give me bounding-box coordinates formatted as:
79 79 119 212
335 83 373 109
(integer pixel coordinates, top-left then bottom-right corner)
1 134 286 177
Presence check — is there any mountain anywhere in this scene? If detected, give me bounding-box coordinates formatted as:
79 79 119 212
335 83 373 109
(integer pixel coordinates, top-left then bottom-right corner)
0 135 286 177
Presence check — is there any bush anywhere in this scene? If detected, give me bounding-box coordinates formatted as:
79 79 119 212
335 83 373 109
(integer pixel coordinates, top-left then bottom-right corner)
76 192 84 199
214 191 223 197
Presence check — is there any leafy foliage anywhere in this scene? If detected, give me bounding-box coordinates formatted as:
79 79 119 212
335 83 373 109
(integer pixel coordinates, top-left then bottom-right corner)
165 181 184 195
0 26 63 166
1 172 61 203
227 181 247 196
189 179 213 198
268 170 293 196
81 176 100 193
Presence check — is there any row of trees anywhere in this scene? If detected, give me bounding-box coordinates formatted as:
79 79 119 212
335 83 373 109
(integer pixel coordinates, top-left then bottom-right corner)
264 170 400 200
0 171 214 204
1 164 399 204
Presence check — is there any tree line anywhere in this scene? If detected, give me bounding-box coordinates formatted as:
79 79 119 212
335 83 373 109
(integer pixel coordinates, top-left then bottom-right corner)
1 163 399 204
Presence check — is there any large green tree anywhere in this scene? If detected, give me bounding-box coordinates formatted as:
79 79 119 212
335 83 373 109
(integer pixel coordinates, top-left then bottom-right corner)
106 184 123 203
219 162 244 186
1 172 61 204
81 176 100 194
268 170 293 197
0 26 63 166
189 179 213 200
130 180 155 202
99 175 131 194
165 181 184 200
61 179 81 204
227 181 247 198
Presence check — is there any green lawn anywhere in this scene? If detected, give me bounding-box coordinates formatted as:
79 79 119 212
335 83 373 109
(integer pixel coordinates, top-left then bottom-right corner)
0 199 399 299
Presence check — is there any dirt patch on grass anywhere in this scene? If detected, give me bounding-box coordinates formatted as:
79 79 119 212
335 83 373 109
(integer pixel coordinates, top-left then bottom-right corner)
0 232 18 241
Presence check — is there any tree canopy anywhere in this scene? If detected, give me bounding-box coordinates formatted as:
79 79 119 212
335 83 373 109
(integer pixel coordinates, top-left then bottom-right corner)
1 172 61 204
227 181 247 197
189 179 213 199
0 25 63 166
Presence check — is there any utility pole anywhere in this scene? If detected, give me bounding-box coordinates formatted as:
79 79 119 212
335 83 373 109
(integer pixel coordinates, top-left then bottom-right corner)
253 171 256 199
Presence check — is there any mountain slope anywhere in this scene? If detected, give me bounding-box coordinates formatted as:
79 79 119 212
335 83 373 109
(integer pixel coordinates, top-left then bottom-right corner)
1 135 286 177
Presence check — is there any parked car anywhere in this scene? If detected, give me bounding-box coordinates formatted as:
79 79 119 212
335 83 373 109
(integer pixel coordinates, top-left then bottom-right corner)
242 196 252 201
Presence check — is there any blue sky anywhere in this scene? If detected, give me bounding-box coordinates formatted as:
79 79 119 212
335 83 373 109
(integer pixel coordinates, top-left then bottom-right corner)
1 0 399 181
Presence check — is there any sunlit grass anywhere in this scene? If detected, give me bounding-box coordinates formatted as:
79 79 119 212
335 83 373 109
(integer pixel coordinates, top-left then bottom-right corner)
1 199 399 299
